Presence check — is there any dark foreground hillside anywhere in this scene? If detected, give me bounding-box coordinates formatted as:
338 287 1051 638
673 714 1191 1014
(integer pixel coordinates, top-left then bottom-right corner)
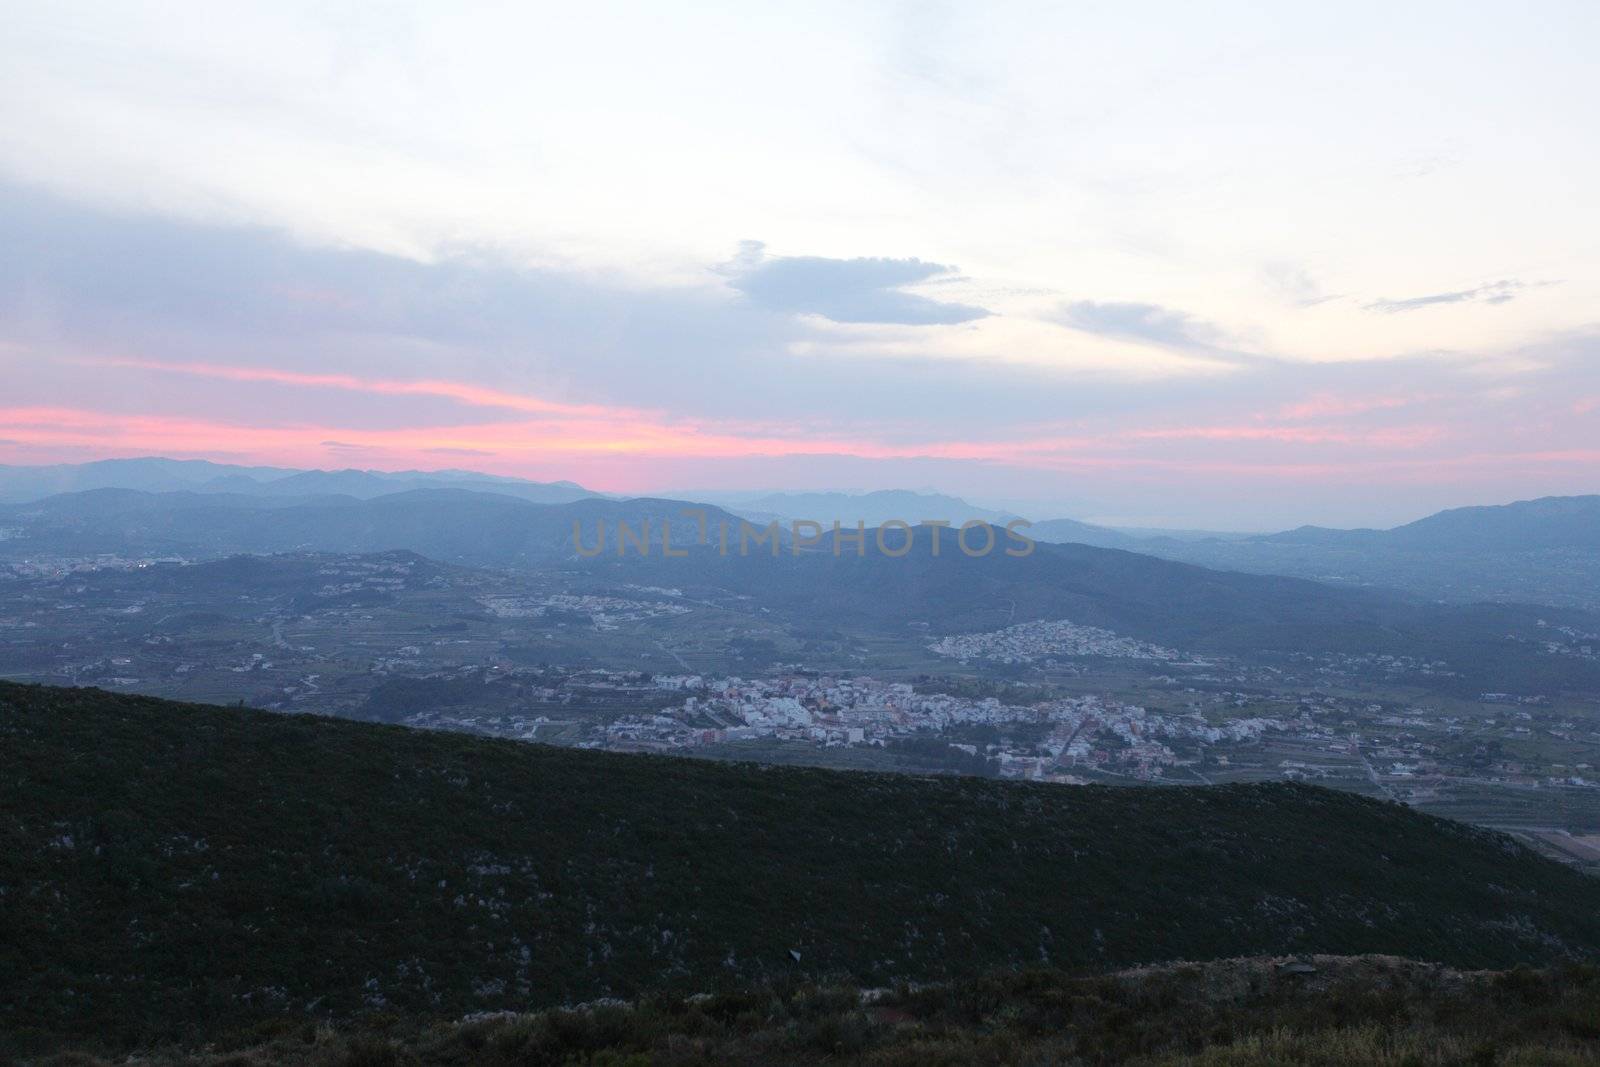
4 683 1600 1056
36 956 1600 1066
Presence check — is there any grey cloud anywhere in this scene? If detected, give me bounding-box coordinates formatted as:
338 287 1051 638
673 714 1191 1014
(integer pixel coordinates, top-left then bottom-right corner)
1365 280 1524 314
1053 300 1227 352
9 183 1590 451
0 186 1047 427
724 241 991 325
1260 262 1337 308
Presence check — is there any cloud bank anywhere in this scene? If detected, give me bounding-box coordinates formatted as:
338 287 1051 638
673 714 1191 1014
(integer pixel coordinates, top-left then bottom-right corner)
1051 300 1252 364
725 241 991 325
1 186 1597 529
1365 280 1526 314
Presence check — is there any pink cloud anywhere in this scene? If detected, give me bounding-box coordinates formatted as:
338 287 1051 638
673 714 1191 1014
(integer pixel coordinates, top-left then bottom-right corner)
1 356 1590 499
0 401 1565 493
79 357 653 421
1130 423 1445 447
1274 393 1419 420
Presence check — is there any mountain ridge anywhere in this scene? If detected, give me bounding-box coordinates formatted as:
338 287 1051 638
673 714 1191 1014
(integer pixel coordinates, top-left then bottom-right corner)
6 680 1600 1054
1255 494 1600 552
5 491 1598 692
0 457 593 505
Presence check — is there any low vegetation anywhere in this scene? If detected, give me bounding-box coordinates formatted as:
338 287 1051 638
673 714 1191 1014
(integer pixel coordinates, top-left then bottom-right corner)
6 682 1600 1058
25 956 1600 1065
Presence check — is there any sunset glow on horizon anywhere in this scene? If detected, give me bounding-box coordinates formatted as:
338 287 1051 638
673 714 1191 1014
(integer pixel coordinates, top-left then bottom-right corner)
2 2 1596 528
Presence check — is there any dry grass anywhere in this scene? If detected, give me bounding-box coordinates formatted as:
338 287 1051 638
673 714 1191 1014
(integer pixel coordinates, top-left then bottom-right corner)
22 955 1600 1067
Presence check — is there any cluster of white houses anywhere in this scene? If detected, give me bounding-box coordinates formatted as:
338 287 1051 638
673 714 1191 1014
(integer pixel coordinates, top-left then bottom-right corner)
597 672 1295 782
927 618 1199 665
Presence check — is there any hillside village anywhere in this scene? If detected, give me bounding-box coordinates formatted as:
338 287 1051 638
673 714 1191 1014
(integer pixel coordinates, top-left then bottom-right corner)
928 618 1201 665
587 673 1287 783
394 662 1600 871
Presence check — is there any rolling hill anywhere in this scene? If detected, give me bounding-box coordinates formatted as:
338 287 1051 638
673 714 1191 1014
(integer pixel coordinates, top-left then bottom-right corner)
1259 494 1600 552
6 487 1599 692
589 526 1600 692
5 681 1600 1055
1090 495 1600 609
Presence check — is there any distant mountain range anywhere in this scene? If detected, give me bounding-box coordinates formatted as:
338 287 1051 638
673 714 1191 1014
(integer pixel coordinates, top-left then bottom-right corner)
0 456 594 505
1256 495 1600 552
710 490 1153 551
1121 496 1600 609
727 489 1020 529
0 487 735 568
2 458 1595 607
8 458 1591 550
8 481 1592 692
1024 516 1143 549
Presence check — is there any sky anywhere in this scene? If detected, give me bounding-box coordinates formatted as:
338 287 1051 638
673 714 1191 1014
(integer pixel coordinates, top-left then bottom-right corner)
0 1 1596 529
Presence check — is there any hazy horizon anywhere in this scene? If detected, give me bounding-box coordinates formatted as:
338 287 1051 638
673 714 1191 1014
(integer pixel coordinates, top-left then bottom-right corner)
1 451 1587 533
